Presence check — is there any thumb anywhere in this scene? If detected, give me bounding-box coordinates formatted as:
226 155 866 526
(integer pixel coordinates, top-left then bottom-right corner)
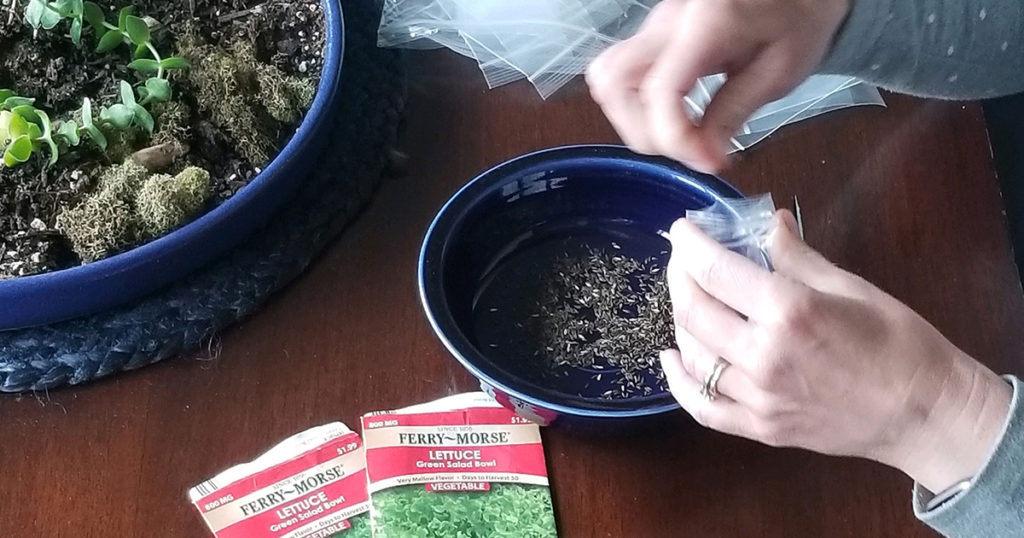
777 208 800 236
768 210 867 298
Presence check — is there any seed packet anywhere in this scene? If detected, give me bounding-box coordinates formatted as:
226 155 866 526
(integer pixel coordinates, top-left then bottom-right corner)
188 423 371 538
361 392 557 538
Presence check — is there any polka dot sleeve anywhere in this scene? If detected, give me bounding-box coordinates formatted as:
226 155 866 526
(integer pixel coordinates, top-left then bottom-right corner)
819 0 1024 99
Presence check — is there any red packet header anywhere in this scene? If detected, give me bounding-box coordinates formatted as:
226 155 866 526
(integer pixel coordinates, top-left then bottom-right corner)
188 423 370 538
361 392 549 492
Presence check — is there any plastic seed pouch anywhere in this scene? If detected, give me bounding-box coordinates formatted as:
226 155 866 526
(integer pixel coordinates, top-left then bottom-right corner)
361 392 557 537
188 423 371 538
685 193 777 269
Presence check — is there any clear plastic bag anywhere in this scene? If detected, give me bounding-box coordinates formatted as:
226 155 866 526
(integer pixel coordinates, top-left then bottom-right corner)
378 0 655 97
685 75 884 151
685 194 776 270
378 0 884 149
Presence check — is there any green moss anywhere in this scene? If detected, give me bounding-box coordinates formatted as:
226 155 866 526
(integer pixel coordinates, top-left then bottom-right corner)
254 63 316 123
233 40 315 124
56 159 148 261
151 101 192 147
56 161 211 262
135 166 211 237
179 38 271 165
98 158 150 199
105 126 145 164
177 36 315 166
56 188 135 262
370 483 557 538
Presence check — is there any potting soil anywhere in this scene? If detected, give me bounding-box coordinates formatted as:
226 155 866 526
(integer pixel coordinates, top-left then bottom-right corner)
0 0 325 277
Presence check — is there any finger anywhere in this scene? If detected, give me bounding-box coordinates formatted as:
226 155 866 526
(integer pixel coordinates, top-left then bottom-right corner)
587 4 679 153
674 325 711 379
667 260 752 366
699 49 798 153
660 349 756 436
590 0 679 80
675 328 764 407
587 41 660 153
670 218 795 324
640 6 758 172
769 210 873 299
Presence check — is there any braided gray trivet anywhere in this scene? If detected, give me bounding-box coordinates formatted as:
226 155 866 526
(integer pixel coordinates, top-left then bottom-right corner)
0 0 405 392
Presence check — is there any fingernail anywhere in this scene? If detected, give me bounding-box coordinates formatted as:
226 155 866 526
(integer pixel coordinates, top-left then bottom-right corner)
659 349 679 370
668 218 688 246
778 210 798 234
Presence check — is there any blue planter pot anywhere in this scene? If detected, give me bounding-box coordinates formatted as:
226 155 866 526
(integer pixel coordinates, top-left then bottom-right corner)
0 0 345 330
419 145 748 426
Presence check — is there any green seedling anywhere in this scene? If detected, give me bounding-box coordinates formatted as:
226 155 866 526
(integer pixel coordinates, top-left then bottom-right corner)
25 0 85 45
78 97 107 151
0 89 36 110
78 3 189 105
0 89 148 167
27 0 191 104
99 80 154 134
14 1 192 169
0 102 65 167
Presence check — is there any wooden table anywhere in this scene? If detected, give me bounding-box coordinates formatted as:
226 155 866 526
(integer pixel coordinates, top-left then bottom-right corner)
3 52 1023 537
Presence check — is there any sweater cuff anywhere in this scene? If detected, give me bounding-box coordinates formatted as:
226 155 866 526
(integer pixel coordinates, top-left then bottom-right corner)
817 0 891 76
912 376 1024 534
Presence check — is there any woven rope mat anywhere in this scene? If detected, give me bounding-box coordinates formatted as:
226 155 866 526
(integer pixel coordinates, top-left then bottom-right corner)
0 0 405 392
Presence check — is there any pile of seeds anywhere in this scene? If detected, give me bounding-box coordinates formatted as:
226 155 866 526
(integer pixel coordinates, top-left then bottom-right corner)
531 247 674 399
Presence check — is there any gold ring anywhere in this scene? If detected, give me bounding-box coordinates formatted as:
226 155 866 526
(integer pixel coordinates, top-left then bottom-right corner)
700 358 729 401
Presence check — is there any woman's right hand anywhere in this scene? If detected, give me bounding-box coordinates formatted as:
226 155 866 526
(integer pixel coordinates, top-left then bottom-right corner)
660 211 1013 494
586 0 850 173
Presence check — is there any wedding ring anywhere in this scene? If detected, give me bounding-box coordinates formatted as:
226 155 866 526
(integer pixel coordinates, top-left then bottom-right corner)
700 358 729 401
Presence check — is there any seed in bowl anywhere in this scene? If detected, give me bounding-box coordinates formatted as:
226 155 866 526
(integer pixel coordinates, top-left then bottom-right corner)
530 248 674 399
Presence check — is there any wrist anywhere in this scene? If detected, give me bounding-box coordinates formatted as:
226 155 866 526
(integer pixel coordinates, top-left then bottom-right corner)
891 353 1012 493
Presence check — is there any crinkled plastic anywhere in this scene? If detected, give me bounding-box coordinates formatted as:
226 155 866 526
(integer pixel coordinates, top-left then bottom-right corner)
378 0 884 149
685 75 884 150
379 0 656 97
685 194 776 269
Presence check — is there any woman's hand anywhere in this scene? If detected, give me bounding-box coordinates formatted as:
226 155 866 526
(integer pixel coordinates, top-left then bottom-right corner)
661 211 1012 493
586 0 850 173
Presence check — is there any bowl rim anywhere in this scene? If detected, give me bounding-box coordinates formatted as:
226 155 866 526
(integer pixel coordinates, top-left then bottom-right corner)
418 144 746 418
0 0 345 329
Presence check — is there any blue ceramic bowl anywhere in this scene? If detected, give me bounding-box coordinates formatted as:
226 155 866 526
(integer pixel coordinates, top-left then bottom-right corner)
419 145 747 426
0 0 345 330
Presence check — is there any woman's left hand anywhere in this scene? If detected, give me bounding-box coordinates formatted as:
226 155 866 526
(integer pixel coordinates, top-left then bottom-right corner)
661 210 1012 493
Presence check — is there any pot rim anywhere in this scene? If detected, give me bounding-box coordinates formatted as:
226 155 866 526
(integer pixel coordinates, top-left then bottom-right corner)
0 0 345 330
418 144 746 418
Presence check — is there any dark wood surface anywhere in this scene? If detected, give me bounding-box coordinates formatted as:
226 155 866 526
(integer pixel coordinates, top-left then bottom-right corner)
3 52 1023 538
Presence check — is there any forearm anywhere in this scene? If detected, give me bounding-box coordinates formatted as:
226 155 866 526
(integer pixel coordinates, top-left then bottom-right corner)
912 375 1024 536
890 354 1012 494
818 0 1024 99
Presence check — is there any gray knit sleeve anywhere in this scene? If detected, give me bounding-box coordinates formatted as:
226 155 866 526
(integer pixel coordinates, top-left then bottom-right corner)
912 376 1024 536
818 0 1024 99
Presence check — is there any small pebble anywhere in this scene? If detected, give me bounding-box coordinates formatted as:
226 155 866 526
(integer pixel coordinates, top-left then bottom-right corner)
29 218 46 231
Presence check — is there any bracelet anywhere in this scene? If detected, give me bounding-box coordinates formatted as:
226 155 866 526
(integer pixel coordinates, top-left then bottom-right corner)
925 478 973 512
